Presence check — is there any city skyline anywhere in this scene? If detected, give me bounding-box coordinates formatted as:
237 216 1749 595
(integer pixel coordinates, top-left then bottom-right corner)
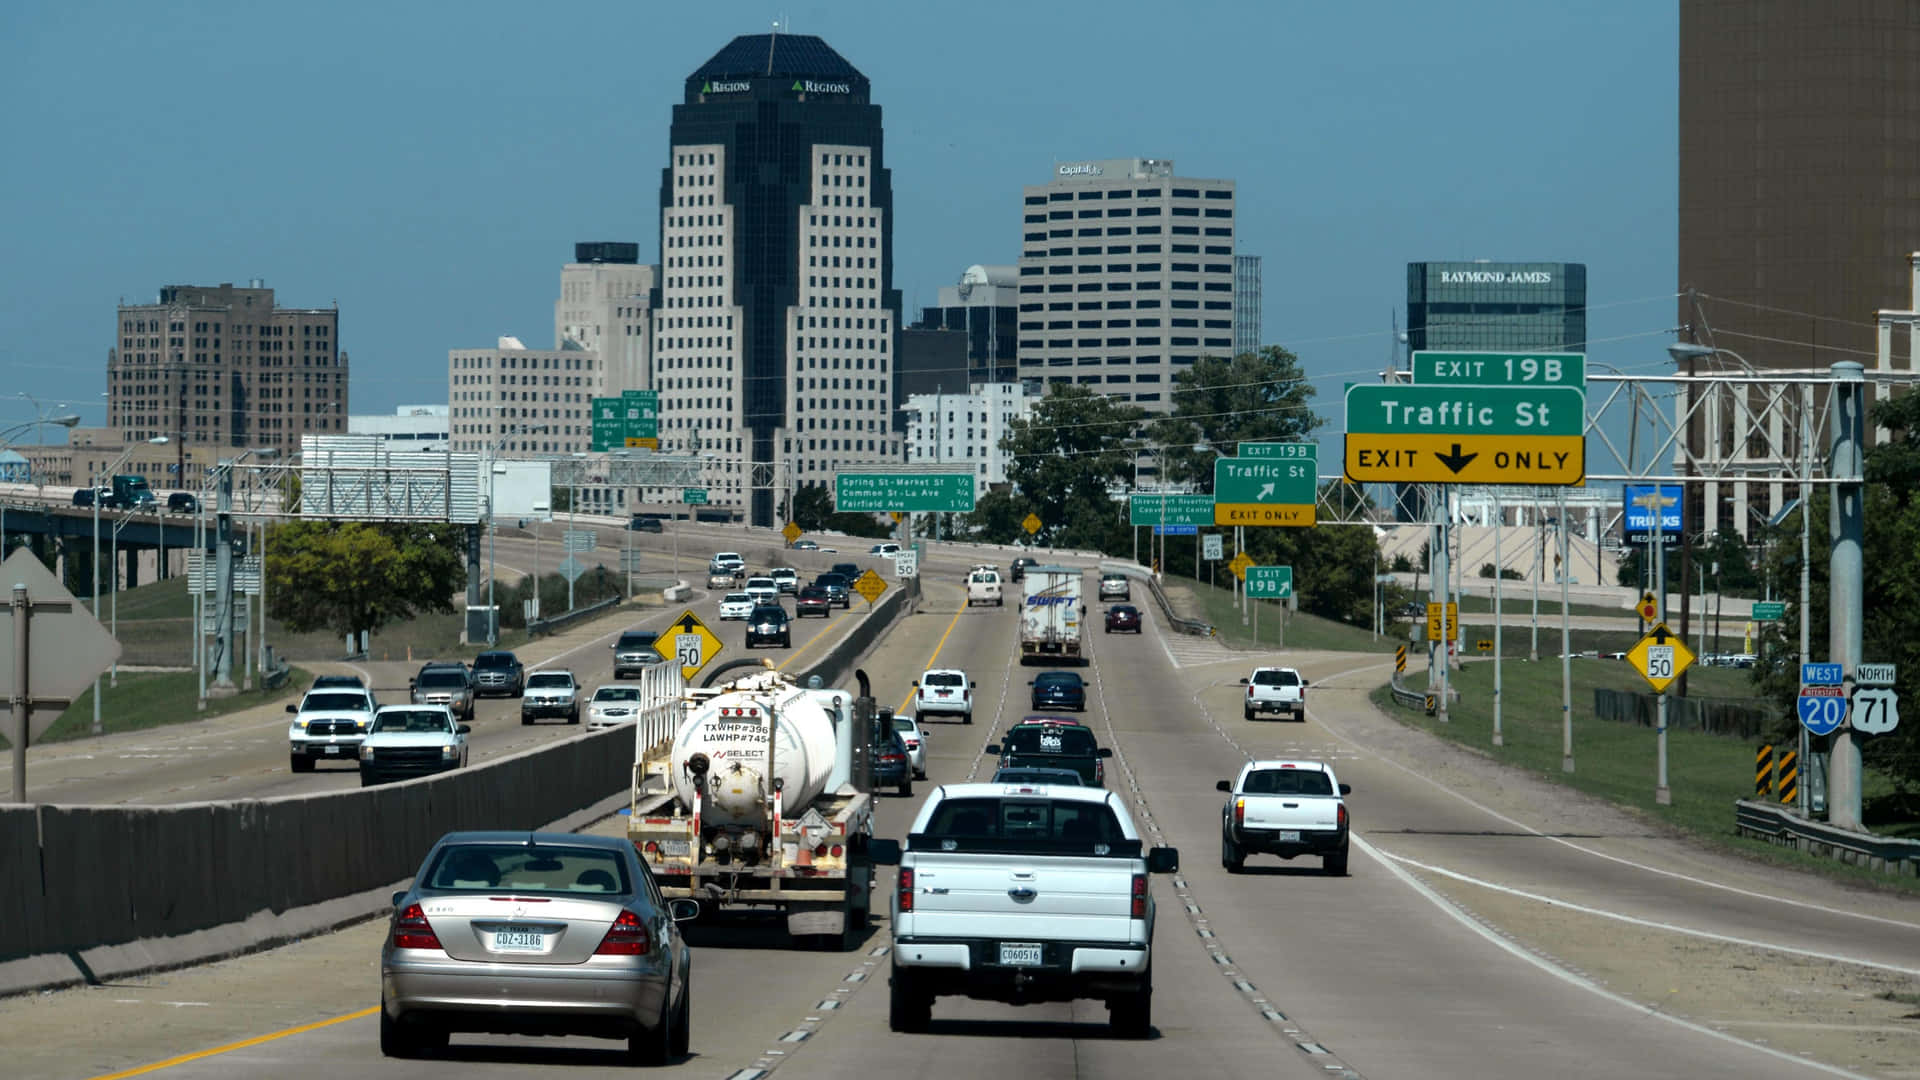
2 3 1681 447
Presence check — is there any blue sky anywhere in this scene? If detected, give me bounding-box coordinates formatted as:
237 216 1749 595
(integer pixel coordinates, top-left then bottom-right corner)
1 1 1676 467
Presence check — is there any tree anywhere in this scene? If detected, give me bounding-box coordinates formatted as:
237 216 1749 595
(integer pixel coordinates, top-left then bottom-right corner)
998 386 1144 551
1148 347 1324 488
551 486 572 514
790 481 893 539
265 521 467 641
961 489 1033 545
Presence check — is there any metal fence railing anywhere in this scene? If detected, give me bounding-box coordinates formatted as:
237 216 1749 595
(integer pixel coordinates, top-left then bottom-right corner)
526 595 622 638
1734 799 1920 879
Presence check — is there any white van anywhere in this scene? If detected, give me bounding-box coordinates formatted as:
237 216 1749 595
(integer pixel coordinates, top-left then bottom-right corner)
967 568 1003 607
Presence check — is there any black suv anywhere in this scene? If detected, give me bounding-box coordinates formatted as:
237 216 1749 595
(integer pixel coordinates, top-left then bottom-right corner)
612 629 662 678
1009 556 1037 582
470 650 525 697
166 492 200 514
831 562 862 581
988 721 1112 787
627 515 663 533
744 605 791 649
814 573 851 608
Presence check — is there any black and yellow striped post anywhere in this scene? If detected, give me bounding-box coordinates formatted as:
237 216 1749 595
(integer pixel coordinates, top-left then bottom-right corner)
1395 645 1407 674
1754 744 1774 799
1776 748 1798 806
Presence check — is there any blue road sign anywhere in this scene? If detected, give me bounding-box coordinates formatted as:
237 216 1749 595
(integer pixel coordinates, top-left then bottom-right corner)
1153 524 1199 536
1802 663 1844 686
1798 687 1848 735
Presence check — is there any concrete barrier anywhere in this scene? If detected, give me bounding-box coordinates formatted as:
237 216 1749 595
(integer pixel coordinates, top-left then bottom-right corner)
801 576 916 690
663 583 692 602
2 726 636 992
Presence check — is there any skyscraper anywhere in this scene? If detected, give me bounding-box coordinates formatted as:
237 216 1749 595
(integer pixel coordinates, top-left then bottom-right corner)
1405 262 1587 354
658 33 902 526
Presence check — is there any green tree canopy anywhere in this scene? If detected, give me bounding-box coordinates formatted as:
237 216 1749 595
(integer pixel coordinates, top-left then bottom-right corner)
1148 347 1324 489
994 385 1145 550
265 521 466 641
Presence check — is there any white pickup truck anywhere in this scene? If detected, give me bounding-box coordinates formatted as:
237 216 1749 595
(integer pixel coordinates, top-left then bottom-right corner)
873 782 1179 1035
1217 759 1351 875
1240 666 1307 721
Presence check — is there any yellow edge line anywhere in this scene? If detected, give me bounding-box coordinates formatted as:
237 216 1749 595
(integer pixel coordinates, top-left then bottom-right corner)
87 1005 379 1080
775 603 854 672
897 603 967 715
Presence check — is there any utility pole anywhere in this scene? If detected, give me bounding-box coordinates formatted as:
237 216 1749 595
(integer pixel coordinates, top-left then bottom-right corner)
1827 363 1866 830
210 462 236 695
1492 491 1504 746
1798 381 1813 816
1432 485 1450 724
1559 489 1573 773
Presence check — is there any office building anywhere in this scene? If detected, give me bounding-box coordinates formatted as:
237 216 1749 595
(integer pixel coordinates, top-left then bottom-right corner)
918 265 1018 384
1234 254 1262 357
107 281 347 463
1016 158 1236 409
349 405 450 454
903 383 1034 499
657 33 902 526
556 242 657 393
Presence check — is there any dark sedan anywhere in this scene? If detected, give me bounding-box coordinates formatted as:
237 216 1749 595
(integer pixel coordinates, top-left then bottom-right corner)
1029 671 1087 712
1009 556 1036 582
868 714 912 796
1104 605 1142 634
627 515 664 533
745 605 791 649
795 586 831 618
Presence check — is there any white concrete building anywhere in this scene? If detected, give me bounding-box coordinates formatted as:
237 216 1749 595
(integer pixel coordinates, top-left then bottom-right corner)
903 382 1034 498
556 242 656 393
347 404 450 454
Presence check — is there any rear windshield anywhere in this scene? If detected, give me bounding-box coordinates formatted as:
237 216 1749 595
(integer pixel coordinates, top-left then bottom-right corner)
817 574 846 585
924 672 964 687
1034 673 1082 688
374 710 453 734
912 797 1138 856
424 843 631 895
417 671 466 689
798 588 826 598
473 653 515 669
302 692 368 712
725 593 751 603
1003 725 1098 756
1242 768 1333 796
891 715 916 733
1252 669 1301 687
748 578 774 587
971 572 998 583
594 687 640 702
526 673 572 689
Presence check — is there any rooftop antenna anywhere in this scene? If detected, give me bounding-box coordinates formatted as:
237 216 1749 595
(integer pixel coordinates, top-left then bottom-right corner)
766 19 779 75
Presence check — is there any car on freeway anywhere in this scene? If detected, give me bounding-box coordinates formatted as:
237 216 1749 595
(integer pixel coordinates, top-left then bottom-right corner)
709 551 746 576
410 662 475 723
1008 555 1037 582
359 706 469 786
989 764 1090 786
165 491 200 514
286 685 378 771
1602 650 1628 661
71 488 97 508
470 650 525 698
1217 759 1351 875
707 570 736 589
891 713 929 780
379 830 696 1062
814 573 851 608
312 673 367 690
745 575 779 605
966 567 1003 607
770 567 799 594
791 539 819 551
987 720 1112 787
1028 670 1087 712
794 586 831 618
869 713 914 797
1098 572 1131 601
1104 605 1142 633
521 669 581 725
586 684 644 731
745 605 792 649
627 514 664 533
869 542 900 556
830 561 862 581
1241 666 1307 722
913 668 973 724
718 592 756 621
612 629 663 679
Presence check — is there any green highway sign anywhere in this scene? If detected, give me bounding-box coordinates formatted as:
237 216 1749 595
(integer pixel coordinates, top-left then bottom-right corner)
1245 565 1293 599
1343 383 1586 486
1214 456 1316 526
592 392 660 451
1413 351 1586 390
683 488 708 505
835 472 975 513
1237 442 1317 461
1751 601 1786 622
1128 493 1215 527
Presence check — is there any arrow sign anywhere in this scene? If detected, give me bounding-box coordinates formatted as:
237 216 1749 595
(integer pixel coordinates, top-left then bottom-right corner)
662 608 722 682
1435 444 1479 474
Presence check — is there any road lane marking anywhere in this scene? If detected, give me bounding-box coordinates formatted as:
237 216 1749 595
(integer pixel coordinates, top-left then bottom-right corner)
894 604 966 714
85 1005 378 1080
775 603 858 673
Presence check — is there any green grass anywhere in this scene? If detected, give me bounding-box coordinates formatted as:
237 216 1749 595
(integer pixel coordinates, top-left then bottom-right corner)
1176 579 1398 653
1370 659 1920 896
0 666 312 750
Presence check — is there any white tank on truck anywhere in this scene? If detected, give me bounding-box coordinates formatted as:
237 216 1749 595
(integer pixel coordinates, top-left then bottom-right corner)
670 676 839 828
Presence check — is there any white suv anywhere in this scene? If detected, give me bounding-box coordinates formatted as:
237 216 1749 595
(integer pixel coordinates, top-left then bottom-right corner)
745 576 779 605
914 668 972 724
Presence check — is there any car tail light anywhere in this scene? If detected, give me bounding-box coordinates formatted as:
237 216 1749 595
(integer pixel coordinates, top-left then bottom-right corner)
898 868 914 912
594 909 650 956
830 844 844 858
1234 798 1246 827
1246 685 1255 698
1130 873 1147 918
642 841 659 855
392 903 441 951
1338 804 1349 830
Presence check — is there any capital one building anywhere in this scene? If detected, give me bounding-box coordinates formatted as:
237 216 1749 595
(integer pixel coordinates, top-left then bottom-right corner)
657 34 902 526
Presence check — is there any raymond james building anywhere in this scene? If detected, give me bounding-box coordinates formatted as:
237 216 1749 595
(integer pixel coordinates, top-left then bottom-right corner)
1016 158 1236 410
655 32 903 527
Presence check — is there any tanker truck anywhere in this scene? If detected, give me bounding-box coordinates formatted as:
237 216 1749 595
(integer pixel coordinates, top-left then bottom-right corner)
627 663 877 949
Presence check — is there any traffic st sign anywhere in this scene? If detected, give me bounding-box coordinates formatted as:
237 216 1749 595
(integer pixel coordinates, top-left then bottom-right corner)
1129 493 1213 527
1413 351 1586 390
853 569 888 605
1628 622 1695 694
0 548 123 743
1343 384 1586 486
1245 566 1293 599
1213 457 1316 527
782 521 803 544
1851 688 1900 734
1798 685 1848 736
1425 602 1458 642
662 609 723 683
1023 512 1043 535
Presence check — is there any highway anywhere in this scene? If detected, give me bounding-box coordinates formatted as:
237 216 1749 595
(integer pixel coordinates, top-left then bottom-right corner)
3 540 1916 1078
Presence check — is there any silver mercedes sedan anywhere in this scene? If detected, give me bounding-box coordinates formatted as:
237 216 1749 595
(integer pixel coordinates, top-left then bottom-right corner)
381 831 697 1063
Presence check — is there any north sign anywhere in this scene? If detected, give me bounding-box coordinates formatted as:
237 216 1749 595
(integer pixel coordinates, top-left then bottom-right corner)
1343 384 1586 486
1213 457 1316 527
1412 351 1586 390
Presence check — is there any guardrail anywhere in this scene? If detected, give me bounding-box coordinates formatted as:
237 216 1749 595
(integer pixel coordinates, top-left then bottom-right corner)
1733 799 1920 879
1102 561 1214 638
525 594 622 638
1387 670 1429 710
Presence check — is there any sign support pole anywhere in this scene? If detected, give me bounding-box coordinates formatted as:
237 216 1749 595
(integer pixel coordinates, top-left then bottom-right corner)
1432 486 1449 724
10 583 26 804
1654 496 1671 804
1559 487 1573 772
1828 362 1866 830
1798 380 1813 816
1493 492 1504 747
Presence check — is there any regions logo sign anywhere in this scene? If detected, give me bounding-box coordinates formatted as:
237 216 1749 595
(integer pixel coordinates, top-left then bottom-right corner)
792 79 852 94
700 80 751 94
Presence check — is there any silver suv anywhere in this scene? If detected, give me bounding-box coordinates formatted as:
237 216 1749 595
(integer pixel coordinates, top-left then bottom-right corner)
520 669 580 725
612 629 662 679
410 663 475 722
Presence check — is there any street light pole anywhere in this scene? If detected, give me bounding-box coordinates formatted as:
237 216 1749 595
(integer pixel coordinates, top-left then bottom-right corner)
91 437 165 734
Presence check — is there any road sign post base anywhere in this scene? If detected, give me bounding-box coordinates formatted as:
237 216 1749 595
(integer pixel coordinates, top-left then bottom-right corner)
1655 785 1672 806
207 681 238 699
1492 732 1503 747
1562 755 1575 774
